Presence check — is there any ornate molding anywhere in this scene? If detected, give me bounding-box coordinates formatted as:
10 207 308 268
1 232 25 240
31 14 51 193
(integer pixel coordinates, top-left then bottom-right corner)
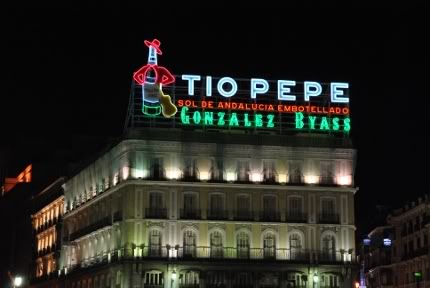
180 222 199 231
146 221 165 228
262 224 278 232
320 226 338 233
235 224 252 231
288 225 306 234
208 223 226 231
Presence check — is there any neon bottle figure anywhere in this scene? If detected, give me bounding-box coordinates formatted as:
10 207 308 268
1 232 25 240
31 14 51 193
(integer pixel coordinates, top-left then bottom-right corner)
134 39 177 117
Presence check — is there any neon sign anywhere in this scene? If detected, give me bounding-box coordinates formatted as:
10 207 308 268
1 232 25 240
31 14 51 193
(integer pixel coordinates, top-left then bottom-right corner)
132 39 351 133
133 39 177 117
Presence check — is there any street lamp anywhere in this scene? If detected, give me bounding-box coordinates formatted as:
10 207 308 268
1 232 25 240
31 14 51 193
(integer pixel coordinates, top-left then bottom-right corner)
313 273 318 288
172 270 177 281
13 276 23 287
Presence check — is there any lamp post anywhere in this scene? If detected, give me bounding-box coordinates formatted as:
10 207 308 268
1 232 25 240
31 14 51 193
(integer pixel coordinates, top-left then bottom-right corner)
13 276 23 288
313 273 318 288
171 270 177 288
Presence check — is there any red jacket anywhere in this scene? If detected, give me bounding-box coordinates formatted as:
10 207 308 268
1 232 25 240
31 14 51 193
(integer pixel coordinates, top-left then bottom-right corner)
133 64 175 85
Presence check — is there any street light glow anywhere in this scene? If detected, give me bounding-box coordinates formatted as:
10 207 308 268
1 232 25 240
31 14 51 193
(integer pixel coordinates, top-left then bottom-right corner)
313 273 318 283
14 276 23 287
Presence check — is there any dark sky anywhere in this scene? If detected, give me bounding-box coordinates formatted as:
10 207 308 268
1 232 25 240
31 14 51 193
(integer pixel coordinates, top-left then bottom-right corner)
2 2 414 234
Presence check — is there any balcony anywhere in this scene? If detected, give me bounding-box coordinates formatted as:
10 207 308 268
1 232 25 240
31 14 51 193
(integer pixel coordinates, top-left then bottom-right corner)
260 211 281 222
317 251 344 263
148 166 166 180
261 171 278 184
318 213 340 224
208 168 226 183
319 176 337 186
69 216 111 241
207 210 229 220
234 210 254 221
180 209 201 220
401 246 429 261
145 208 167 219
287 174 304 185
286 212 308 223
181 168 200 182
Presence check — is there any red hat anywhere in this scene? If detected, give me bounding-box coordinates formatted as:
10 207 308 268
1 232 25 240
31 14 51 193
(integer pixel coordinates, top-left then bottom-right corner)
144 39 162 55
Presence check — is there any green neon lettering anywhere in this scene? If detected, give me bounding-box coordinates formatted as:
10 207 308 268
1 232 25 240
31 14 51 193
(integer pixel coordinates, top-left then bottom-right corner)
204 112 213 125
320 117 329 130
217 112 225 126
180 107 190 124
229 113 239 126
344 118 351 132
267 114 275 128
193 111 202 124
295 112 304 129
332 117 340 130
244 113 252 127
255 114 263 127
309 116 317 129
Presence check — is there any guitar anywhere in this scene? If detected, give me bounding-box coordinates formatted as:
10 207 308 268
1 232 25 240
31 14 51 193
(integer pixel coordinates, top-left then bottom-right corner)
143 83 177 118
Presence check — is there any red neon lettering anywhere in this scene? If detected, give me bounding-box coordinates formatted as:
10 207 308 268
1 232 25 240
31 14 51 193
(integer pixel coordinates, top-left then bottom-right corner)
298 106 304 112
342 108 349 114
177 100 184 107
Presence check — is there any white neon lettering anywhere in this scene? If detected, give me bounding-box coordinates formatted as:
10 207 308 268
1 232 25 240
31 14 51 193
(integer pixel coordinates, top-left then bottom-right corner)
182 75 201 96
331 82 349 103
217 77 238 97
304 81 322 101
251 78 269 99
277 80 296 101
206 76 212 96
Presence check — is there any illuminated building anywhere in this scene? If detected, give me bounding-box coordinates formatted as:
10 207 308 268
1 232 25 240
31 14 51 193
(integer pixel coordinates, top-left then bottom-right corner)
31 177 65 287
52 39 358 288
363 195 430 287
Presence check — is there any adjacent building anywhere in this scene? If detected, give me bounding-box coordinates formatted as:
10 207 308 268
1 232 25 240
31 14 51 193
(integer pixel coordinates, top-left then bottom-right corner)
363 195 430 287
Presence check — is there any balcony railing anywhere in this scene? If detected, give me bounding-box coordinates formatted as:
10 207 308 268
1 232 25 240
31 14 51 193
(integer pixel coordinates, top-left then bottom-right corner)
149 166 166 180
287 174 304 185
318 213 340 224
69 216 111 241
35 217 59 234
261 171 278 184
180 209 201 220
207 209 229 220
145 208 167 219
260 211 281 222
181 168 200 182
208 168 226 183
319 176 337 186
234 210 254 221
286 212 308 223
317 251 344 263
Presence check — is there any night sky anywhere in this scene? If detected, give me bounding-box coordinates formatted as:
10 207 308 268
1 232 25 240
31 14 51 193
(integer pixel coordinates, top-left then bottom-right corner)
2 2 413 235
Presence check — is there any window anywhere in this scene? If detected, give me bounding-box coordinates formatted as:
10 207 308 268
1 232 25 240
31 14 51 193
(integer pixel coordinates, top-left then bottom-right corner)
210 231 223 258
180 271 199 285
237 232 250 258
262 160 276 182
145 271 164 287
289 233 302 260
262 195 278 221
320 161 335 185
208 194 225 219
320 198 336 223
322 234 336 261
183 158 199 180
237 160 250 182
288 161 303 184
149 230 162 257
236 195 251 220
150 157 165 179
183 230 196 258
263 233 276 259
147 192 165 218
183 193 198 219
210 159 224 181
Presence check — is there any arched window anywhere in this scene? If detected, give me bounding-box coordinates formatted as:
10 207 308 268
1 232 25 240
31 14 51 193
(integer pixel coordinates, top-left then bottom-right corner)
180 271 200 285
263 232 276 259
322 234 336 261
149 230 162 257
289 233 302 260
183 230 197 258
210 231 223 258
237 232 250 258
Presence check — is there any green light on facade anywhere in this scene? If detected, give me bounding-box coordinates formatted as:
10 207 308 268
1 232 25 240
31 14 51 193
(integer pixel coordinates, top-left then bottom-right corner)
309 116 317 129
229 113 239 126
193 111 202 124
295 112 305 129
180 107 190 124
244 113 252 127
267 114 275 128
332 117 340 130
255 114 263 127
204 112 213 125
320 117 329 130
344 118 351 132
217 112 226 126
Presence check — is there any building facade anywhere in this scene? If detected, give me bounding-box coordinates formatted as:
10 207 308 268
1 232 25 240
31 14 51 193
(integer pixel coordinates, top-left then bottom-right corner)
31 177 66 287
57 129 357 288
